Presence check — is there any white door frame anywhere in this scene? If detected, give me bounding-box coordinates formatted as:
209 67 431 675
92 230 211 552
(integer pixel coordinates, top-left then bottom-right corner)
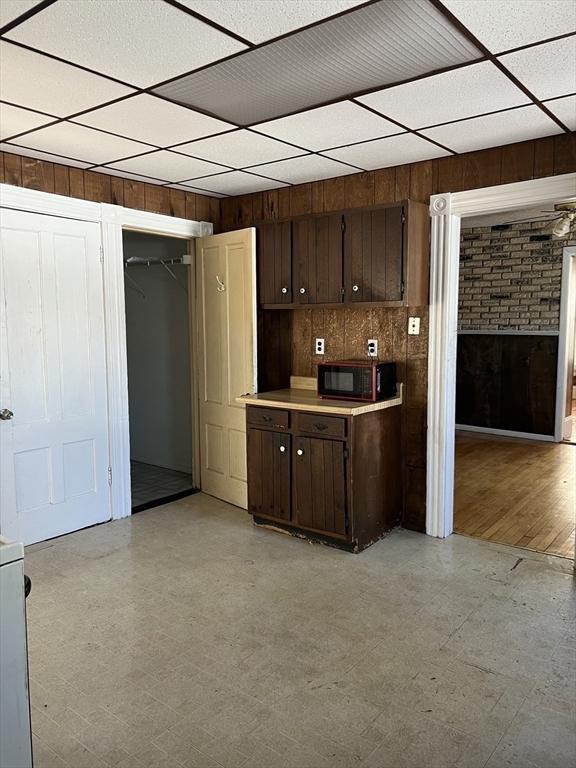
555 245 576 441
426 172 576 538
0 184 212 523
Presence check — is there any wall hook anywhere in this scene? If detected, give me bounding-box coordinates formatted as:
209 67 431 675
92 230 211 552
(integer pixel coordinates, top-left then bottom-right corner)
216 275 226 292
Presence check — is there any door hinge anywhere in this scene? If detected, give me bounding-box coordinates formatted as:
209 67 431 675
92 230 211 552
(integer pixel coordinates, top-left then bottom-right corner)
401 212 406 224
344 511 350 532
343 448 349 460
108 466 112 486
100 246 104 264
341 219 346 233
401 280 405 298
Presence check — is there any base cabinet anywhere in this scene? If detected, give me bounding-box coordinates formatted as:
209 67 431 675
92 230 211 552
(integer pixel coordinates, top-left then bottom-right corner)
246 405 402 552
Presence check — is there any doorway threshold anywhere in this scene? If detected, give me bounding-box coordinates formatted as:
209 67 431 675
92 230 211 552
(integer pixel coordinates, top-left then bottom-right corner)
132 488 198 514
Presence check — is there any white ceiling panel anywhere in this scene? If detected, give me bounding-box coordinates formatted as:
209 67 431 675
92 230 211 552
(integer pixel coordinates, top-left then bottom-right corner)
176 129 307 167
179 171 287 195
357 61 530 129
324 132 449 170
420 106 562 153
15 122 151 166
0 41 135 116
74 95 234 148
0 0 43 27
184 0 365 44
107 151 228 183
154 0 481 124
543 94 576 131
166 183 227 198
90 167 167 185
441 1 576 54
0 103 55 140
254 101 404 151
0 143 92 168
6 0 248 88
499 37 576 101
248 154 359 184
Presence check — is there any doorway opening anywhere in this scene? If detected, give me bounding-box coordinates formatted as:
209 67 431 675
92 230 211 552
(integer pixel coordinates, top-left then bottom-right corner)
452 205 575 558
122 230 196 512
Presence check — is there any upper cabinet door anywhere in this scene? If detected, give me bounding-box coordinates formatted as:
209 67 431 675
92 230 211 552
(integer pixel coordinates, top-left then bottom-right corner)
293 214 343 304
344 206 404 302
257 220 292 304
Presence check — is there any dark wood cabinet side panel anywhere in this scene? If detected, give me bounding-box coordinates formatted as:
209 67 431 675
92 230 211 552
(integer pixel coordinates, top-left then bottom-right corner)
384 206 403 301
404 201 430 307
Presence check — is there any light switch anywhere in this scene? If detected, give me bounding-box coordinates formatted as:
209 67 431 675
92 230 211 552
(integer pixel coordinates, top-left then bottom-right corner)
367 339 378 357
315 338 325 355
408 317 421 335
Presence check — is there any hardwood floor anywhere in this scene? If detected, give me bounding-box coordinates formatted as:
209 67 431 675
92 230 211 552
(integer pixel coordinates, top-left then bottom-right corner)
454 432 576 559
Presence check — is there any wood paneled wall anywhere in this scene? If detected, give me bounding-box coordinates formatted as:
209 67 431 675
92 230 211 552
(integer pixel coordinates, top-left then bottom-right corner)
221 134 576 533
0 151 222 229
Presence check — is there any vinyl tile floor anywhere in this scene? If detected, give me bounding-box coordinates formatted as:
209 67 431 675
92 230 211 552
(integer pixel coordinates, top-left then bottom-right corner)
130 461 193 509
25 494 575 768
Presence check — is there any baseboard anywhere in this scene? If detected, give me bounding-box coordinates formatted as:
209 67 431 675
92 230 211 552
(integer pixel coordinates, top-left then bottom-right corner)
455 424 555 442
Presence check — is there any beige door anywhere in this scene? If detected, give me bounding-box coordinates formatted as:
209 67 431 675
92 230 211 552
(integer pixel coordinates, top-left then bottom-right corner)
196 229 256 508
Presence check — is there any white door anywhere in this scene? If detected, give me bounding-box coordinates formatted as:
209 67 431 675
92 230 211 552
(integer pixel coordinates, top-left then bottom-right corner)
0 209 111 544
196 229 256 509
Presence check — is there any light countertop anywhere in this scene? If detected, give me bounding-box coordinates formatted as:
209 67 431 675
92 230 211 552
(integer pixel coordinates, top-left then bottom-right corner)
236 384 402 416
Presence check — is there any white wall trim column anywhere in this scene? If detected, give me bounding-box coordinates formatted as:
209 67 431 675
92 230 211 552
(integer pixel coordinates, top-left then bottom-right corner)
426 172 576 539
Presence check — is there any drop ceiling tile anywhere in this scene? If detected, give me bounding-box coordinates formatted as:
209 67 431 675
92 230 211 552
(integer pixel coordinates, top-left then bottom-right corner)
154 0 481 124
499 37 576 100
180 171 287 195
0 103 55 140
254 101 404 151
0 41 135 116
0 143 92 168
357 61 530 129
420 106 562 153
0 0 43 27
183 0 365 44
6 0 247 88
248 154 359 184
324 133 449 170
15 122 151 166
543 94 576 131
176 129 307 167
90 167 167 185
441 1 576 54
166 183 227 198
74 95 234 148
107 151 228 183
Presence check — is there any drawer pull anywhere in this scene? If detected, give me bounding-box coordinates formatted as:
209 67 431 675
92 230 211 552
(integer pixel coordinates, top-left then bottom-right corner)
314 423 328 431
279 445 286 453
297 449 304 456
262 415 272 423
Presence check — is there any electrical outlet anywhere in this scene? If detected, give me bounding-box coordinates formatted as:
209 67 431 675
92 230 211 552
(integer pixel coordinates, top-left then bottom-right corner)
408 317 421 335
315 338 325 355
367 339 378 357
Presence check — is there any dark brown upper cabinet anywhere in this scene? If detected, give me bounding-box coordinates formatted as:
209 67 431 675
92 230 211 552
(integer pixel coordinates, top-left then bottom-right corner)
344 206 403 302
256 200 429 308
292 213 343 304
256 220 292 304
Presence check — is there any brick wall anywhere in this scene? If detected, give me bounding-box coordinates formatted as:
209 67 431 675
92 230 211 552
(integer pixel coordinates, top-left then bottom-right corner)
458 219 576 332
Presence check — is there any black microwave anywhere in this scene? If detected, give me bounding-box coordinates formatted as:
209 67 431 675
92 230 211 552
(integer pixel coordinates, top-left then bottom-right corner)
317 360 397 402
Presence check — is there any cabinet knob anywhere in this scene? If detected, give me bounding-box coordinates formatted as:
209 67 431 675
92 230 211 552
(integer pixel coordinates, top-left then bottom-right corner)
352 284 359 292
296 449 304 456
279 445 286 453
299 287 306 294
281 287 288 294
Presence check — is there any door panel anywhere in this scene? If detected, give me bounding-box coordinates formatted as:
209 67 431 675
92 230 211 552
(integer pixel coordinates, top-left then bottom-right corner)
196 228 256 508
344 206 403 302
293 214 343 304
294 436 347 535
257 221 292 304
0 209 111 544
247 429 291 521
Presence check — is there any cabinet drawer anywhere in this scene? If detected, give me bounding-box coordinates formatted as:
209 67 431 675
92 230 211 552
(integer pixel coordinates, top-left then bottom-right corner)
297 413 347 438
247 407 290 430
